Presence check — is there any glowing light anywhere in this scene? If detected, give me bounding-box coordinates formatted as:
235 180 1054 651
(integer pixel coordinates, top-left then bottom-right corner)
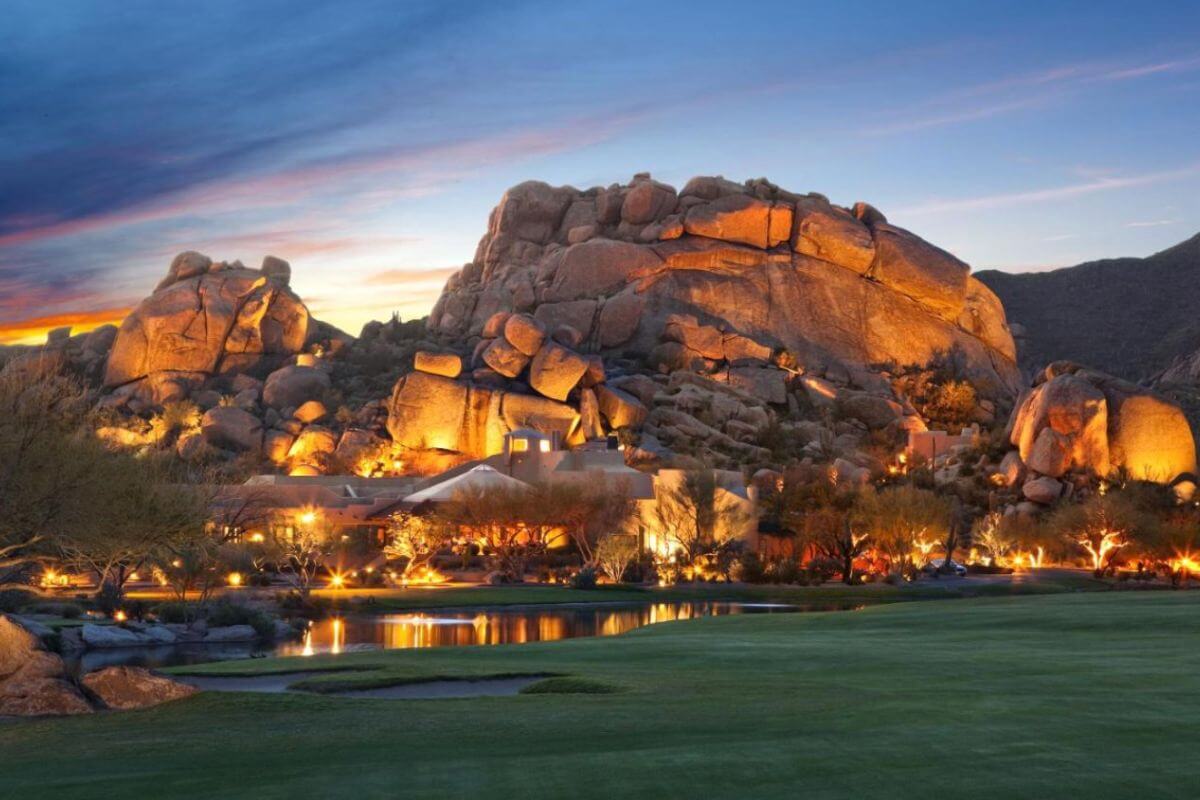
128 571 141 582
538 439 551 453
226 572 243 587
328 572 346 589
300 511 317 526
113 610 128 622
248 532 265 543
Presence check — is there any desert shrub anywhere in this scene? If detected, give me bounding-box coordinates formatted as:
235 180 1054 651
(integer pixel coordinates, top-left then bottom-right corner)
925 380 977 428
764 558 801 584
0 588 37 612
806 556 841 583
30 601 84 619
732 551 766 583
278 590 331 620
94 582 123 616
153 602 193 624
568 566 599 590
206 600 274 638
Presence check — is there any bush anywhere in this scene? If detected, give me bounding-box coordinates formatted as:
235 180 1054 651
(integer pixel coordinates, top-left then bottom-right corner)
206 600 275 639
568 566 598 590
278 590 331 620
0 588 37 613
29 601 84 619
764 558 801 585
732 552 765 583
94 583 123 616
806 556 841 583
153 601 194 624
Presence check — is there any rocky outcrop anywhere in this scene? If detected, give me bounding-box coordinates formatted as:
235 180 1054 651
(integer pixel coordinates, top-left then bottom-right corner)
104 254 312 397
0 615 92 716
429 174 1020 400
1006 363 1197 499
387 325 649 459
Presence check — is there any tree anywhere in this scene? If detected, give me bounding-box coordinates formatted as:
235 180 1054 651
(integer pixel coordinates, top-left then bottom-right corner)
648 468 751 568
1045 492 1149 577
972 511 1015 566
438 485 544 581
276 515 334 596
814 515 870 585
544 479 637 567
384 508 452 581
595 533 638 583
853 485 951 578
54 456 209 595
0 358 96 587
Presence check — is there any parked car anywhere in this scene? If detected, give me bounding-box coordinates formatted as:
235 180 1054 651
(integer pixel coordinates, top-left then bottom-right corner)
922 559 968 577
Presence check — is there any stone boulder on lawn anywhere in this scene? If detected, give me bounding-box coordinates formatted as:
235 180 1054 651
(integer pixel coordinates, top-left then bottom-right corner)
0 615 93 717
81 666 197 710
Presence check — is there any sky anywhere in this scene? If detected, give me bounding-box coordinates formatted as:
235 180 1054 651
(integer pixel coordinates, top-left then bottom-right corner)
2 0 1199 343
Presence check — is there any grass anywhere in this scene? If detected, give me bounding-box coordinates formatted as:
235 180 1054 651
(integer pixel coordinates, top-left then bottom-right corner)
322 570 1106 614
3 590 1198 799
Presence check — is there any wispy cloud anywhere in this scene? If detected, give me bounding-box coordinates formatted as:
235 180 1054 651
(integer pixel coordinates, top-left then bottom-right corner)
896 162 1200 216
1124 219 1177 228
858 53 1200 137
364 267 460 287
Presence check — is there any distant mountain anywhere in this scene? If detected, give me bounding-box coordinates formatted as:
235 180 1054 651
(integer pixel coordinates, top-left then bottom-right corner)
976 233 1200 381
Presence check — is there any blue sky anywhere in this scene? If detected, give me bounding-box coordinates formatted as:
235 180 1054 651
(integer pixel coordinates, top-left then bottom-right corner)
2 0 1198 341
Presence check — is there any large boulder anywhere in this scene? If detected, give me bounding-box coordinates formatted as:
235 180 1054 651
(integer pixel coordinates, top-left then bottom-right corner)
105 254 310 389
200 406 263 453
546 239 663 301
386 369 592 459
80 666 197 710
529 343 589 401
413 351 462 379
262 364 330 409
0 615 93 717
1007 365 1196 483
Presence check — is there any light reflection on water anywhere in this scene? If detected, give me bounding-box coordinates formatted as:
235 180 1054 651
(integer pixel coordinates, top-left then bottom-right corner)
277 601 800 657
65 601 820 674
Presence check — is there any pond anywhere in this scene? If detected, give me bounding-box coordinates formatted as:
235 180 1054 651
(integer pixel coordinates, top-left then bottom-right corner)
66 601 822 674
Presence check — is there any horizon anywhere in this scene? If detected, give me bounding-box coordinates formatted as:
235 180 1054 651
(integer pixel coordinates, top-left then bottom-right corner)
3 0 1199 344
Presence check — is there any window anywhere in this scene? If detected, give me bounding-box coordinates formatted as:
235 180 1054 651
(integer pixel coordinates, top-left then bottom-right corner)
538 439 552 453
511 438 529 453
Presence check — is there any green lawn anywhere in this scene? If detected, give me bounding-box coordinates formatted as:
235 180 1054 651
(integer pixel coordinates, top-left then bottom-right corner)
3 591 1197 799
322 570 1105 613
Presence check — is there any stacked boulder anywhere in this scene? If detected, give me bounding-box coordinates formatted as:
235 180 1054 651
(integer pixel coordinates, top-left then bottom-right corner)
1001 362 1197 505
429 174 1020 400
387 312 646 459
103 252 312 408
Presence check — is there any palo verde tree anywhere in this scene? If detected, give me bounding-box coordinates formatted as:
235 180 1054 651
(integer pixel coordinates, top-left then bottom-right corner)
852 484 952 579
647 467 751 568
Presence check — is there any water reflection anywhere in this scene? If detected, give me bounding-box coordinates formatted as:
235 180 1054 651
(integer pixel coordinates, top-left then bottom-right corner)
64 601 819 674
276 601 799 657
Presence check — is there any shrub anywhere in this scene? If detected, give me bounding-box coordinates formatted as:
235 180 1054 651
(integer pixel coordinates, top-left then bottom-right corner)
29 601 84 619
206 600 275 639
806 556 841 583
94 583 123 616
764 558 801 584
0 588 37 613
153 601 194 624
732 552 766 583
569 566 599 590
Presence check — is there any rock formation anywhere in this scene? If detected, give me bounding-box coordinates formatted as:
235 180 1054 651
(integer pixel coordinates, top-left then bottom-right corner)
387 311 647 458
1003 363 1197 502
429 174 1020 400
104 253 312 403
0 615 93 716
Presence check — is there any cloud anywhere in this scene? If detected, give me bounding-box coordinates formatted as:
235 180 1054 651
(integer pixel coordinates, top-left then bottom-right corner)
1124 219 1177 228
364 267 460 287
858 53 1200 137
0 307 129 346
895 162 1200 216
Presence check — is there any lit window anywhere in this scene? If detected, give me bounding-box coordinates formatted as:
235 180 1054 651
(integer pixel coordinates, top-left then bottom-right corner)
538 439 551 453
511 438 529 453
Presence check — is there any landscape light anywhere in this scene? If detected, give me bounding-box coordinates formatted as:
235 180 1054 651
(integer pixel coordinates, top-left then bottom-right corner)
226 572 243 587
